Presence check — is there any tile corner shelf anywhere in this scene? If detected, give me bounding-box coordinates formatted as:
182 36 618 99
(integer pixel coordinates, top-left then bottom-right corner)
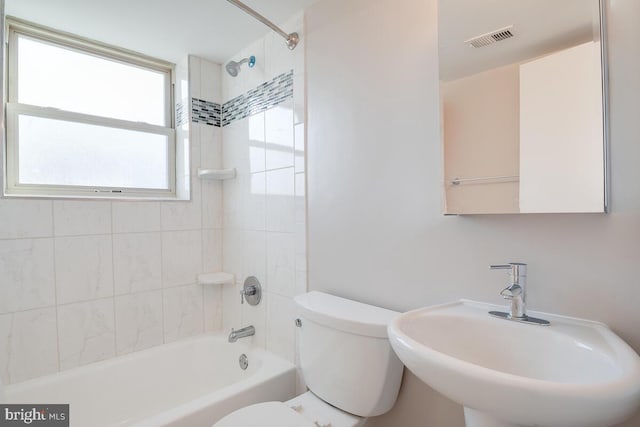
198 272 235 286
197 168 237 180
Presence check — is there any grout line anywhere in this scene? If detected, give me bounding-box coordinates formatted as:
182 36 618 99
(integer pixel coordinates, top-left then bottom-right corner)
110 202 118 356
51 218 62 373
159 196 166 345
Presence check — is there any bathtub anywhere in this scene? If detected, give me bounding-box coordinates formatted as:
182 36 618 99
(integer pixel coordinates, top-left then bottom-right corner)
2 334 297 426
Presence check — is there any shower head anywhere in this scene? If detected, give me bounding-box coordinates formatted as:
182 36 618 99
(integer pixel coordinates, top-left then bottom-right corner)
225 55 256 77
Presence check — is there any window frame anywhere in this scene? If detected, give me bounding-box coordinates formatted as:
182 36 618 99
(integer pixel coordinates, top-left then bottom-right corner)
4 18 178 199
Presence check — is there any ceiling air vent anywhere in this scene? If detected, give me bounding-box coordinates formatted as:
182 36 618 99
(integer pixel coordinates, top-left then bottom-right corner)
465 26 514 48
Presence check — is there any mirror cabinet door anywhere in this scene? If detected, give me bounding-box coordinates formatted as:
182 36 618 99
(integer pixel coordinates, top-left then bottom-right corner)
440 0 607 214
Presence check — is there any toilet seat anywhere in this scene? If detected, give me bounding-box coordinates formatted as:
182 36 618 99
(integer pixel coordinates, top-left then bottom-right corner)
213 392 365 427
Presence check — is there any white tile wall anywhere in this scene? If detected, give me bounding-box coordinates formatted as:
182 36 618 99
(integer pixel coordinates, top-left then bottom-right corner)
54 235 114 305
113 232 162 295
0 238 56 313
221 12 306 367
112 202 162 233
0 200 53 239
57 298 116 370
163 284 204 343
161 230 203 288
0 55 226 385
0 308 58 384
53 201 111 236
114 290 163 355
0 15 305 383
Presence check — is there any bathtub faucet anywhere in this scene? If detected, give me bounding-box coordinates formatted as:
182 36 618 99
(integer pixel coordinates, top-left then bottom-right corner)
228 325 255 343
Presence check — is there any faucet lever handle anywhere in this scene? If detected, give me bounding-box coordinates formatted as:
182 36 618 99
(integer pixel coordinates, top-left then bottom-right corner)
490 264 513 270
500 284 523 300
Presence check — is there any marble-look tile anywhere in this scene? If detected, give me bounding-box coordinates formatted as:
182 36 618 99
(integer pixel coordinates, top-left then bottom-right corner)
57 299 115 370
222 281 241 333
295 222 307 274
243 231 267 284
202 180 223 229
266 167 296 233
266 232 296 297
223 173 245 230
112 202 161 233
200 125 222 170
202 229 223 274
190 126 202 179
245 172 266 231
294 123 305 173
113 233 162 295
248 113 267 174
115 291 163 355
189 55 201 95
0 200 53 239
200 58 222 104
163 284 203 343
222 119 250 176
55 235 114 305
293 72 305 125
241 291 267 348
222 229 243 282
295 270 308 297
53 201 111 236
161 192 202 231
0 308 58 384
264 24 295 81
265 104 295 171
161 230 202 288
0 239 55 314
203 285 223 333
266 293 296 363
295 172 306 225
239 38 267 96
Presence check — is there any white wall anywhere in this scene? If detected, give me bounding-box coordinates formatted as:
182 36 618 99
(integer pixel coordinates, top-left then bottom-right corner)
0 56 224 385
219 13 307 379
305 0 640 426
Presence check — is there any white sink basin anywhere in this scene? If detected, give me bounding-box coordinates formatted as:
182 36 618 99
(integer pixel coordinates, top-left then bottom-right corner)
388 300 640 427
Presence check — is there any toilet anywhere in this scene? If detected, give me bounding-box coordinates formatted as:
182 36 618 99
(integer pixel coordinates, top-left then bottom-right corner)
214 291 404 427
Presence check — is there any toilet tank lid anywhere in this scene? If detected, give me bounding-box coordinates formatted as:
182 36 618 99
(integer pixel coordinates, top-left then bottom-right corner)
294 291 399 338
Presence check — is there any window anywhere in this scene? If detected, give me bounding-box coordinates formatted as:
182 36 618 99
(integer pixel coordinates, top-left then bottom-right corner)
5 19 177 198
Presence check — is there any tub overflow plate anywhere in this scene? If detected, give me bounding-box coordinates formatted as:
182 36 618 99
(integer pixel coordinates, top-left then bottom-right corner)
239 353 248 370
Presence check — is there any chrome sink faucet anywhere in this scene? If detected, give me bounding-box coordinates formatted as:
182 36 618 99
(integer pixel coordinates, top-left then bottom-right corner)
228 325 255 343
490 263 527 318
489 263 549 326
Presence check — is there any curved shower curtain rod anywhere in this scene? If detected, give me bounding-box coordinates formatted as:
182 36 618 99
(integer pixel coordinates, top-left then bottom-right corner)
225 0 299 50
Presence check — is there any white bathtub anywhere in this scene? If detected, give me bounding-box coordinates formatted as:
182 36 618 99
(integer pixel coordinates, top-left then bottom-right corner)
2 334 297 426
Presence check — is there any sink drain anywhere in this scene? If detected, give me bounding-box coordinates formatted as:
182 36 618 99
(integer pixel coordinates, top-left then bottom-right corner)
239 353 248 370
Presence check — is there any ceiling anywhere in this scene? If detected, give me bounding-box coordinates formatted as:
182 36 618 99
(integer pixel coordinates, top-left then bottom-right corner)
439 0 600 81
5 0 316 64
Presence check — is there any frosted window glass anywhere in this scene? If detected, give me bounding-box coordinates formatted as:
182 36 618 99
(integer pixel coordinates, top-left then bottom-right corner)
18 36 166 126
18 115 169 190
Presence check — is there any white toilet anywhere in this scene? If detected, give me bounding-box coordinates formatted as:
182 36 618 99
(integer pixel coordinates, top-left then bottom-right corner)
214 291 404 427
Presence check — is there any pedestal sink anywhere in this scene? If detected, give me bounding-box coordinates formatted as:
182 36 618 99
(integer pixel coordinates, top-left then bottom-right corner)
387 300 640 427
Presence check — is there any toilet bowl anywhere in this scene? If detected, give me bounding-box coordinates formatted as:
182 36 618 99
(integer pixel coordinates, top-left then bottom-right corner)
213 291 404 426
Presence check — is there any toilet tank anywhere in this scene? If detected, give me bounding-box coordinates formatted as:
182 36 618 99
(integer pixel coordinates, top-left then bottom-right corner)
294 292 404 417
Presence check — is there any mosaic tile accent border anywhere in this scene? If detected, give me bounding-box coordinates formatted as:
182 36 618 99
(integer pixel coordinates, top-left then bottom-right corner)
192 98 222 127
222 70 294 126
176 102 187 126
183 70 294 128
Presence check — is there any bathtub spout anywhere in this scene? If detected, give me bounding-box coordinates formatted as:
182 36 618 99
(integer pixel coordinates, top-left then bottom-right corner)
228 325 255 343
